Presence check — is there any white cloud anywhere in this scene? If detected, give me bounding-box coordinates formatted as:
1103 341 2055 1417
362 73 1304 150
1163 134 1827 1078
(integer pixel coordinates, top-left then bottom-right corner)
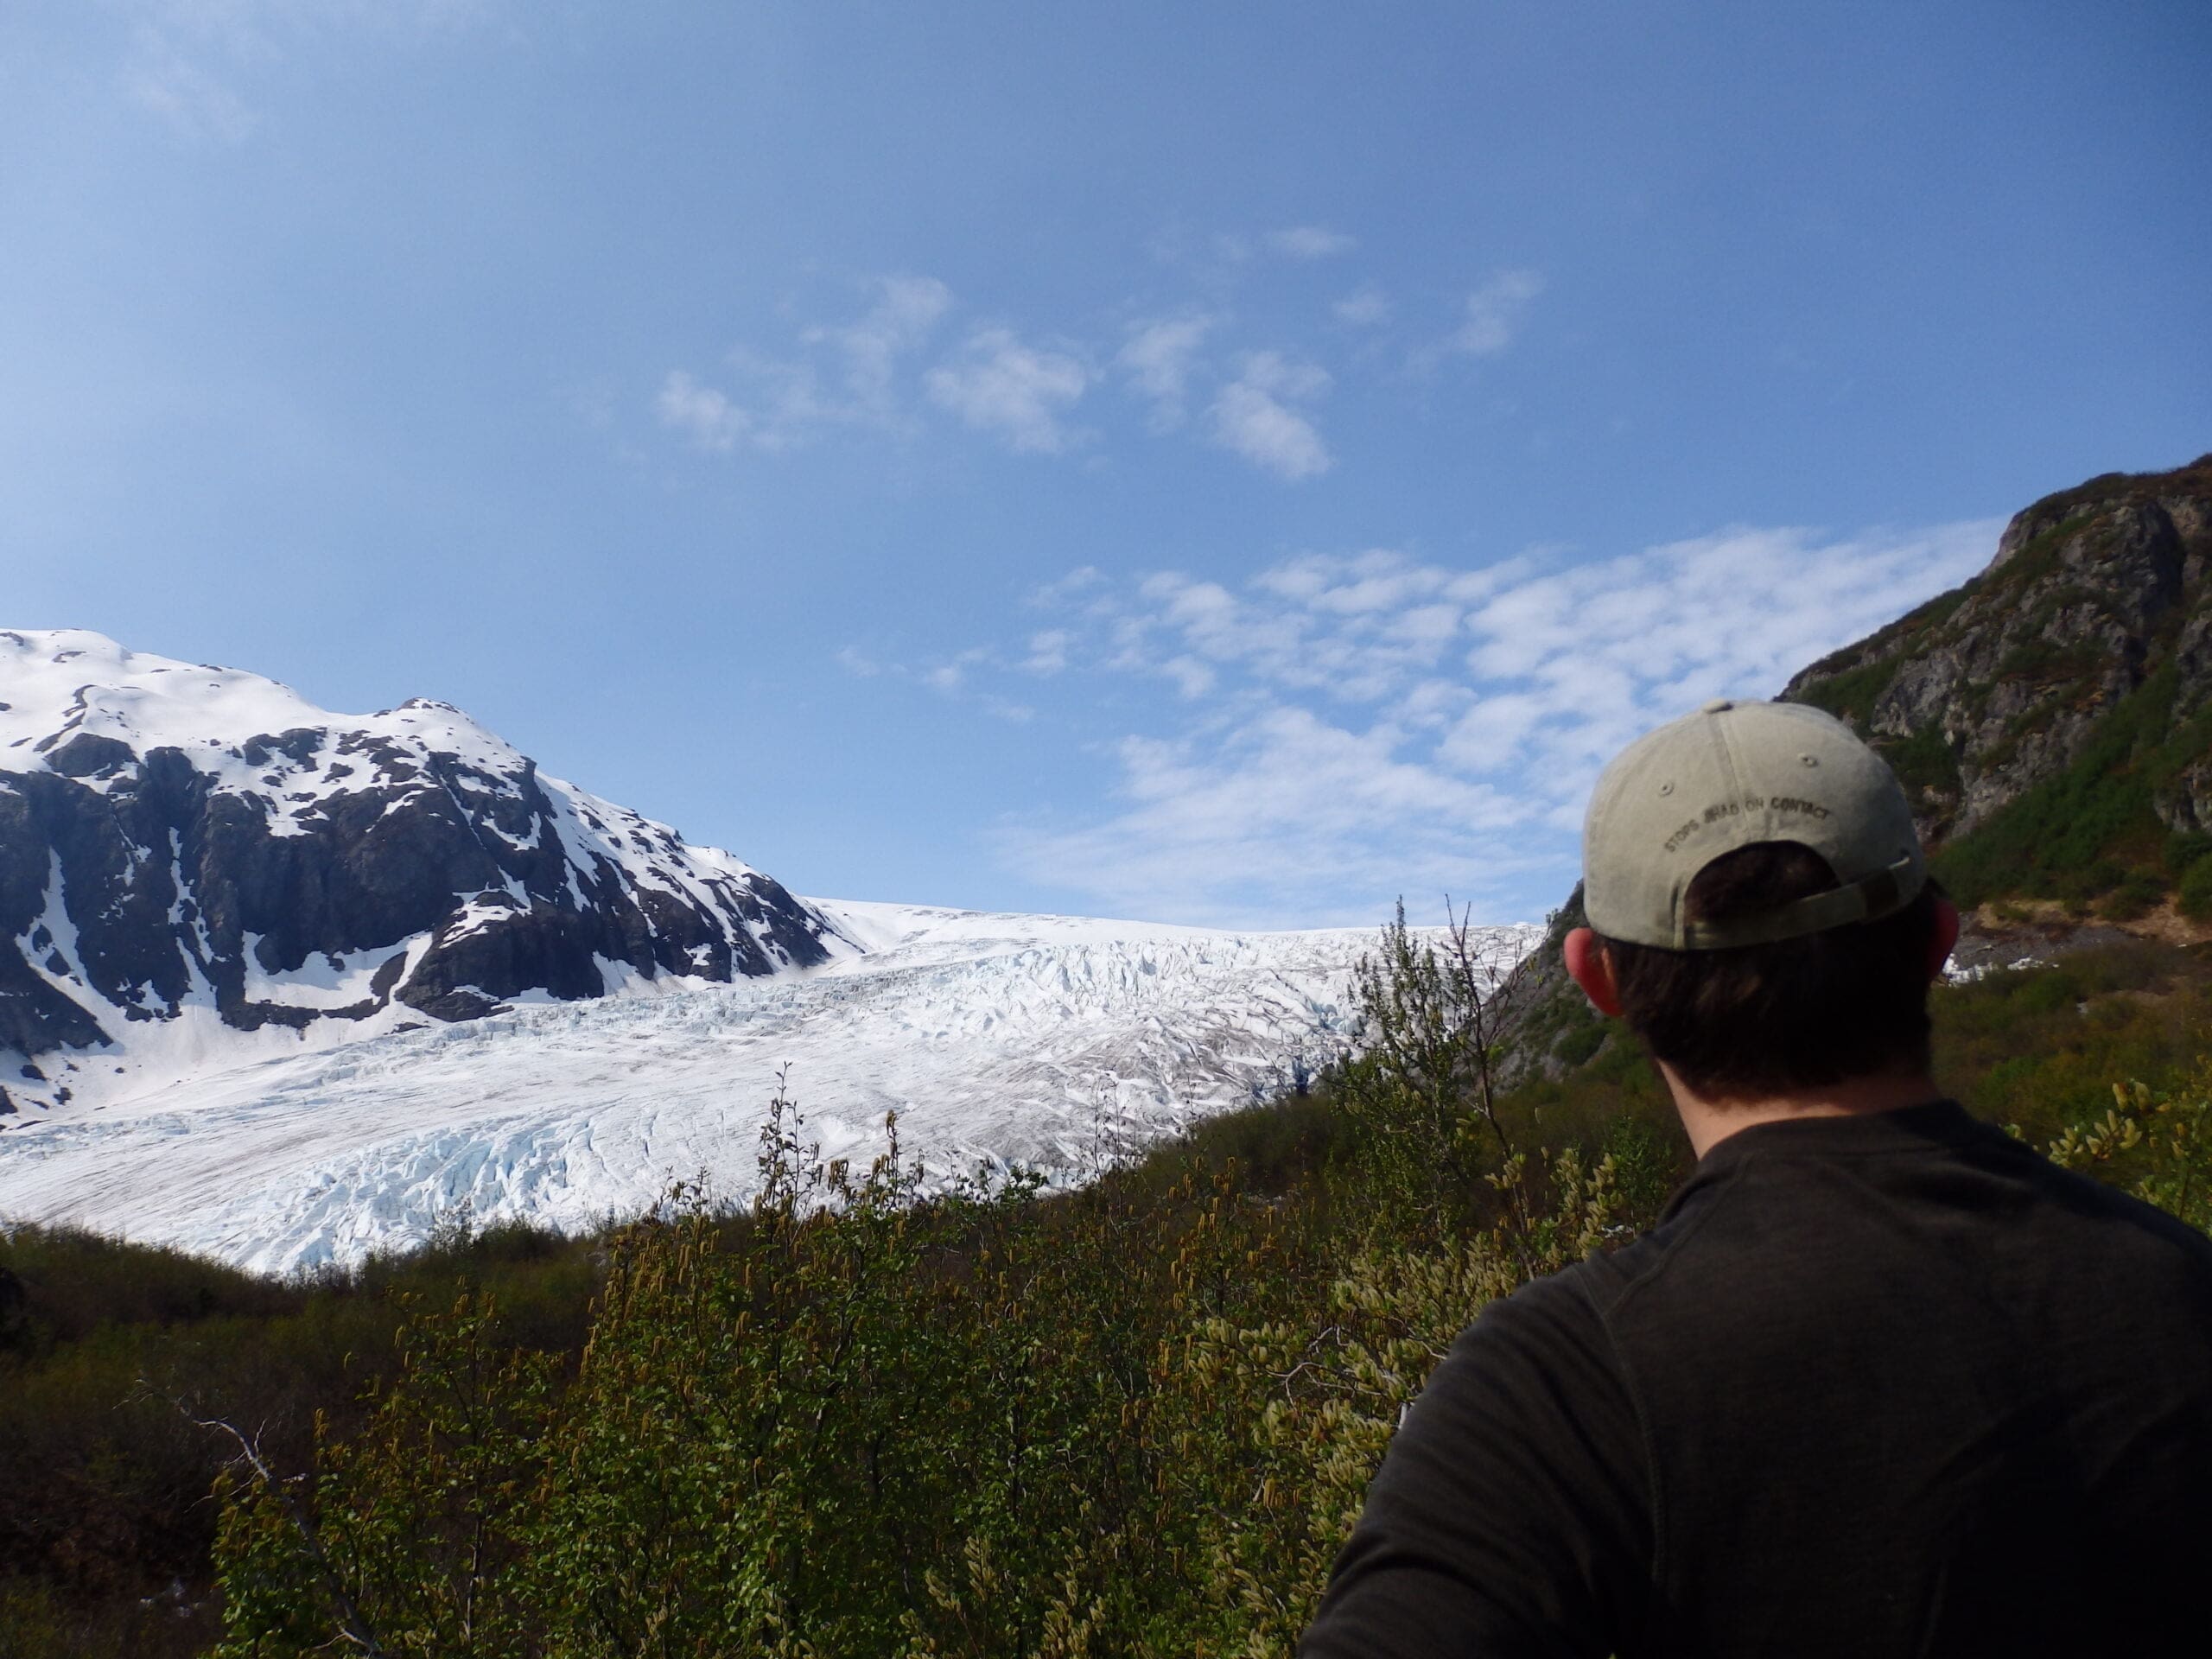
118 2 498 140
656 371 749 452
1160 656 1217 699
1208 351 1332 480
1116 314 1216 429
1001 707 1527 926
658 275 953 454
835 645 882 677
1023 630 1074 674
804 275 953 416
1444 268 1544 359
988 516 2003 924
925 327 1090 454
1117 550 1491 702
1333 286 1391 327
1266 226 1356 260
1028 566 1105 609
123 25 257 143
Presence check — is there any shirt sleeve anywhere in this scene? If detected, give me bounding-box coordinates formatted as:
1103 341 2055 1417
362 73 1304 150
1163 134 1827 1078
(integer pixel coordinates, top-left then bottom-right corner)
1297 1268 1651 1659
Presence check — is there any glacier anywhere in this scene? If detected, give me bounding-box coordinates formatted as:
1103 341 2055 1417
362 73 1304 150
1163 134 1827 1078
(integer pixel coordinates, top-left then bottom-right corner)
0 898 1541 1273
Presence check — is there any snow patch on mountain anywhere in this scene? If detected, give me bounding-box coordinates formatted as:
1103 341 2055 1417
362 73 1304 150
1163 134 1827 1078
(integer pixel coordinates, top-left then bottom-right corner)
0 628 848 1102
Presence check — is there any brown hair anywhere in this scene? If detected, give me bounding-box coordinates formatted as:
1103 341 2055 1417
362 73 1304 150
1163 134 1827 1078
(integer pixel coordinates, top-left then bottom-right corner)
1597 840 1941 1099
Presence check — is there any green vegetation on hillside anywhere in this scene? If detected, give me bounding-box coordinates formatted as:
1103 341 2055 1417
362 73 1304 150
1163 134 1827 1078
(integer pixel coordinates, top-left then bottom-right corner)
1929 663 2212 908
2011 452 2212 530
0 1221 600 1656
1783 459 2212 920
10 923 2212 1656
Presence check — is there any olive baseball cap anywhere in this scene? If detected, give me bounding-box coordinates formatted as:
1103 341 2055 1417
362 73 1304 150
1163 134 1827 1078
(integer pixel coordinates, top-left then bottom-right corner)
1582 697 1926 950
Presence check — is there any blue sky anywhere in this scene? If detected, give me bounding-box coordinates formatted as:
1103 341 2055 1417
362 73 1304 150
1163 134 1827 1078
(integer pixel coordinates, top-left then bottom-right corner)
3 2 2207 927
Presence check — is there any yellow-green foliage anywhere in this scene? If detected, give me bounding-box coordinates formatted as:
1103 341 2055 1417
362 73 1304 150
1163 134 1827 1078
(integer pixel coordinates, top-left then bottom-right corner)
21 931 2212 1655
201 938 1635 1658
2041 1062 2212 1232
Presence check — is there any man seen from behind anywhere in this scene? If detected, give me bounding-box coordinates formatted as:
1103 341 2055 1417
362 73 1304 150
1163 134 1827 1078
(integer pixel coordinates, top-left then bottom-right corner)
1299 696 2212 1657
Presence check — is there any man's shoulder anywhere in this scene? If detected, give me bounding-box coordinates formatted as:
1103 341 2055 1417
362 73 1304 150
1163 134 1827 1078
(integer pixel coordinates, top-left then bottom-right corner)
1893 1113 2212 1296
1531 1182 1732 1324
1999 1132 2212 1242
1465 1230 1682 1363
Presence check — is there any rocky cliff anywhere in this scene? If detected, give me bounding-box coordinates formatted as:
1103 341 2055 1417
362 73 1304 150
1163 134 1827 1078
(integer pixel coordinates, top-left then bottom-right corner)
0 631 846 1117
1499 453 2212 1084
1787 453 2212 901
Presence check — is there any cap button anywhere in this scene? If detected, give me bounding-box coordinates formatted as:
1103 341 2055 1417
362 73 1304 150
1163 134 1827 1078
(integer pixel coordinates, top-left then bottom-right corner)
1700 697 1734 714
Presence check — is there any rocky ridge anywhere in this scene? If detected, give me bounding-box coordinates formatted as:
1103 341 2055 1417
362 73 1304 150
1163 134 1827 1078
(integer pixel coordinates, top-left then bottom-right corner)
0 630 845 1117
1500 454 2212 1084
1786 453 2212 868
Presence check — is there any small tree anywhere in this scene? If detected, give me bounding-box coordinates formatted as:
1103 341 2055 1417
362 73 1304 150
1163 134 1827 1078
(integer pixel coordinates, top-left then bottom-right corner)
1340 900 1538 1241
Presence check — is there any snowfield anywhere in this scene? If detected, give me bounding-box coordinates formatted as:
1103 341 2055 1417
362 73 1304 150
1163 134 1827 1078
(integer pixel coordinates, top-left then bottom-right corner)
0 900 1540 1274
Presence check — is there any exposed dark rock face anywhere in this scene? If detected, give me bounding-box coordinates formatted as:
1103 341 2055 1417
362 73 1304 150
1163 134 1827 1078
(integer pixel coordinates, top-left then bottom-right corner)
1783 454 2212 853
1497 454 2212 1085
0 634 843 1107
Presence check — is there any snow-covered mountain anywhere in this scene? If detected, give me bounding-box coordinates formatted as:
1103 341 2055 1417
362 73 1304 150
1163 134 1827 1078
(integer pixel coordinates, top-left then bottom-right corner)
1 629 844 1118
0 630 1540 1271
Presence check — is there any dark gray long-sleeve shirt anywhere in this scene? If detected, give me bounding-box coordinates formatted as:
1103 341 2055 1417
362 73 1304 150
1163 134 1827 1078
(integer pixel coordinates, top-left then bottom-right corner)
1300 1101 2212 1656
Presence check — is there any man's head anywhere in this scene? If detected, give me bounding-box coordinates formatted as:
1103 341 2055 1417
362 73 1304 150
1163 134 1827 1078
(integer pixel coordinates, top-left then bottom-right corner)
1566 699 1958 1102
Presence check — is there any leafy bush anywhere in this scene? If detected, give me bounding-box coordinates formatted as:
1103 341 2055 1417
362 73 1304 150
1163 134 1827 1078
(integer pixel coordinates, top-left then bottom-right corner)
201 925 1630 1657
2042 1063 2212 1233
2101 869 2167 921
2179 855 2212 921
16 923 2212 1653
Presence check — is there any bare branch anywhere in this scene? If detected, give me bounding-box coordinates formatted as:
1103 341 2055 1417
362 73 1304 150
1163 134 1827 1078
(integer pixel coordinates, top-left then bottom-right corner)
162 1389 388 1659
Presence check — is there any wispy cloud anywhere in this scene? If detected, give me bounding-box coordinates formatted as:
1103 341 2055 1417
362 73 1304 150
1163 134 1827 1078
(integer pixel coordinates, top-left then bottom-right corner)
1001 518 2003 923
1208 351 1332 480
1440 268 1544 359
1333 286 1391 327
117 0 497 141
123 24 258 143
803 276 953 417
835 642 1033 721
1266 226 1356 260
925 327 1090 454
656 245 1530 482
1023 630 1074 674
659 276 953 454
656 372 750 452
1027 566 1105 609
1116 314 1216 430
1000 707 1522 926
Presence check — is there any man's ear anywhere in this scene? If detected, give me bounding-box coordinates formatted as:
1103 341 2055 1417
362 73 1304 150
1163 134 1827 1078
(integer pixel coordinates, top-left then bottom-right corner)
1564 926 1624 1018
1928 896 1961 982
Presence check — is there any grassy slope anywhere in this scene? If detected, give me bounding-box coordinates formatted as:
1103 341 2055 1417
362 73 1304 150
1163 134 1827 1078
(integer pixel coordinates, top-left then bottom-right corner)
10 936 2212 1652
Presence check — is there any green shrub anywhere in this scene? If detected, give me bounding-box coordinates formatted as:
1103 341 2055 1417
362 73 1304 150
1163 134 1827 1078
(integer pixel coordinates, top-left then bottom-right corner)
1554 1020 1606 1067
2043 1065 2212 1234
2163 831 2212 875
19 919 2212 1653
2101 870 2167 921
1795 655 1902 724
2179 855 2212 921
